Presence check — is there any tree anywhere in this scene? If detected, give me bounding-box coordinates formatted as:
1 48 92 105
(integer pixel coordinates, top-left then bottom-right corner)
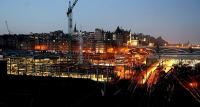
155 44 160 53
189 46 193 53
156 36 168 46
195 63 200 72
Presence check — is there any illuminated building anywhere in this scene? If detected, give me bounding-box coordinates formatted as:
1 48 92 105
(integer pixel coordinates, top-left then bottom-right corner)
35 45 48 51
149 42 154 47
94 29 105 53
130 40 139 46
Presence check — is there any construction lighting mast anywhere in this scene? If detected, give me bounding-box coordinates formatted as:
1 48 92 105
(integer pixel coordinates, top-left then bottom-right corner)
66 0 78 58
5 20 11 35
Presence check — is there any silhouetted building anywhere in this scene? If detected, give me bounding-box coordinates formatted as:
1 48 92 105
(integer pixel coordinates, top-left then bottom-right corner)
0 29 168 52
0 60 7 77
0 35 18 50
115 26 130 47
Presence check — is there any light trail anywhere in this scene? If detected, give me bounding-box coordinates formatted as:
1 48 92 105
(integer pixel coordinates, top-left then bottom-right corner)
140 62 159 84
163 59 176 73
147 69 157 86
174 75 200 104
140 59 176 85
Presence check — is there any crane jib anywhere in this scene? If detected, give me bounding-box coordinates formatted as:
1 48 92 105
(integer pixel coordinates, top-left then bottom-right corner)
67 0 78 15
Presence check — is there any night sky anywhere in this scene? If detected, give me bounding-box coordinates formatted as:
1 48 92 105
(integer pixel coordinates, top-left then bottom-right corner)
0 0 200 44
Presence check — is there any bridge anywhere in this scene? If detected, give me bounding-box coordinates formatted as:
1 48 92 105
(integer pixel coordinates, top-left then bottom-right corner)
140 46 200 54
159 54 200 60
130 46 200 60
155 47 200 60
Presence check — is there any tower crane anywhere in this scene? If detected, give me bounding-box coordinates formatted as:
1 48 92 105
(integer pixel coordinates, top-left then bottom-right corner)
5 20 11 35
67 0 78 35
66 0 78 59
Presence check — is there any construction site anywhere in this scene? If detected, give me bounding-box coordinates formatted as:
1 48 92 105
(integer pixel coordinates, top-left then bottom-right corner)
0 0 200 107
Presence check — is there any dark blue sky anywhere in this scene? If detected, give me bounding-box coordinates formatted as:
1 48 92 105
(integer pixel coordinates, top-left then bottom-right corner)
0 0 200 44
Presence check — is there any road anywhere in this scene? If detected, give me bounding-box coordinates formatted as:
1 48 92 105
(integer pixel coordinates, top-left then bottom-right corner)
139 59 176 85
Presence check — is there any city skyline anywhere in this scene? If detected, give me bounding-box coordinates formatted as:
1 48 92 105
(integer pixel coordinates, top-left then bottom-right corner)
0 0 200 44
0 1 200 106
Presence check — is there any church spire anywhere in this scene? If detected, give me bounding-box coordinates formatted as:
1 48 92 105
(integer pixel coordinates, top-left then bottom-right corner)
74 24 78 32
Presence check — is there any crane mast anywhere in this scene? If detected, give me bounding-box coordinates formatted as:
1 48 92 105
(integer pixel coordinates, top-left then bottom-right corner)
66 0 78 60
5 20 11 35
